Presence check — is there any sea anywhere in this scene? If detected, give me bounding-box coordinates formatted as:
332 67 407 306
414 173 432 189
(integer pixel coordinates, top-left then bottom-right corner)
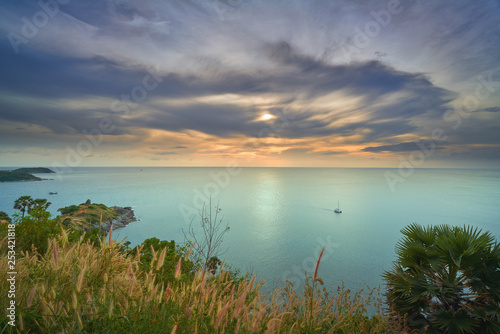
1 167 499 295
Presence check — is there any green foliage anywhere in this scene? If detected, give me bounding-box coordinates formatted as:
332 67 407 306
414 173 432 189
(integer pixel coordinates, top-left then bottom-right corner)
206 256 222 273
56 202 118 228
3 197 108 254
384 223 500 333
0 211 11 223
131 237 197 285
28 198 51 215
12 208 62 254
14 195 35 217
57 204 79 215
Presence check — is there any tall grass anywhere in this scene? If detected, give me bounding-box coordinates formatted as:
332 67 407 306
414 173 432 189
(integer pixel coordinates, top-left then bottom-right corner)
0 232 413 333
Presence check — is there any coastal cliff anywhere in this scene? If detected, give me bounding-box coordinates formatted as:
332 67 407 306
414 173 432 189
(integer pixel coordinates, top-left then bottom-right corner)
97 206 137 231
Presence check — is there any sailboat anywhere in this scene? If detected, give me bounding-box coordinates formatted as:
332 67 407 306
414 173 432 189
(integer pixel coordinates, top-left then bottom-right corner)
334 201 342 213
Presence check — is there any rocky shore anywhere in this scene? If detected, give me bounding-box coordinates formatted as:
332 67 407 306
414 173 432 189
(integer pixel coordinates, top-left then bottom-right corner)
94 206 137 232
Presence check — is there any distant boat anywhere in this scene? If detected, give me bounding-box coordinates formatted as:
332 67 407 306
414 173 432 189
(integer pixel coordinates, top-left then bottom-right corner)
49 192 58 195
334 201 342 214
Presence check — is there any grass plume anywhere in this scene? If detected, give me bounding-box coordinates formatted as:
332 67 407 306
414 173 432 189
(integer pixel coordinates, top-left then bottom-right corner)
0 234 412 333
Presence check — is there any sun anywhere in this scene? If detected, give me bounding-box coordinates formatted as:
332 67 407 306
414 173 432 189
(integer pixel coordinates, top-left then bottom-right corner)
259 113 276 121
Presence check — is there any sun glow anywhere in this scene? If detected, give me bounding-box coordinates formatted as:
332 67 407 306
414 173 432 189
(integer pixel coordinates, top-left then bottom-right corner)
259 113 275 121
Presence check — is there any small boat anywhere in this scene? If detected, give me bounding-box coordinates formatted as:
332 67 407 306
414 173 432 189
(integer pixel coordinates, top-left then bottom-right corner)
334 201 342 214
49 192 57 195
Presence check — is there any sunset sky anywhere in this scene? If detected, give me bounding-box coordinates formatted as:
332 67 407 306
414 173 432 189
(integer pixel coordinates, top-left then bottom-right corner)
1 0 500 168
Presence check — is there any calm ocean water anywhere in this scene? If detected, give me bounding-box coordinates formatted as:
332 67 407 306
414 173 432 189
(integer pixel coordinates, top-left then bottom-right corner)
1 167 499 294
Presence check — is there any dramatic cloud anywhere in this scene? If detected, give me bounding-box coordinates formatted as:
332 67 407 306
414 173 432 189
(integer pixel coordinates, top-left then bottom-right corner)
0 0 499 167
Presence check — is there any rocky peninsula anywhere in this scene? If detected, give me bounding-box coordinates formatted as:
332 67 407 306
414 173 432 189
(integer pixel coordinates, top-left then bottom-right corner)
97 206 137 232
58 200 137 232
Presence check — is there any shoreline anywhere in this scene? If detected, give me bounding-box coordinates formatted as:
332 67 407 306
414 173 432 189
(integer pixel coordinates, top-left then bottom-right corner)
93 206 137 232
0 178 51 183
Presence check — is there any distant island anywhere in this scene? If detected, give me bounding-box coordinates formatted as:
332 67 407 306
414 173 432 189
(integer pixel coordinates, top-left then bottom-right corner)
0 167 55 182
58 199 137 232
13 167 55 174
0 170 43 182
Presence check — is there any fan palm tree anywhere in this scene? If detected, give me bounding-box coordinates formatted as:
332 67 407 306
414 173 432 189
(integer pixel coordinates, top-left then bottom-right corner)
384 223 500 333
28 198 51 214
13 195 34 218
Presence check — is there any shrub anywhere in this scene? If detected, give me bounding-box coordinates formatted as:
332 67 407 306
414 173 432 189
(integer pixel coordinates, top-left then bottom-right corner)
57 205 79 216
0 211 12 223
10 208 63 254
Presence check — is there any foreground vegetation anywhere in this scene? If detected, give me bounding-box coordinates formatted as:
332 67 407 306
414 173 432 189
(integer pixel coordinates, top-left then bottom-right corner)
0 232 405 333
1 197 499 333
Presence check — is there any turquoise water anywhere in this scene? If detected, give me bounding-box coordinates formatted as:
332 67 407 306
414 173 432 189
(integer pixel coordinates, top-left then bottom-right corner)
1 167 499 293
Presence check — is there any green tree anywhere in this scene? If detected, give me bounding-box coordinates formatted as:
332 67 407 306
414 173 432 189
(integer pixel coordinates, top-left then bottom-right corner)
0 211 11 223
13 206 62 254
28 198 51 214
13 195 34 218
384 223 500 333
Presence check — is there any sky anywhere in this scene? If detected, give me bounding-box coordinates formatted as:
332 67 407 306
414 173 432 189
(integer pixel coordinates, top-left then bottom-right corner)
1 0 500 168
